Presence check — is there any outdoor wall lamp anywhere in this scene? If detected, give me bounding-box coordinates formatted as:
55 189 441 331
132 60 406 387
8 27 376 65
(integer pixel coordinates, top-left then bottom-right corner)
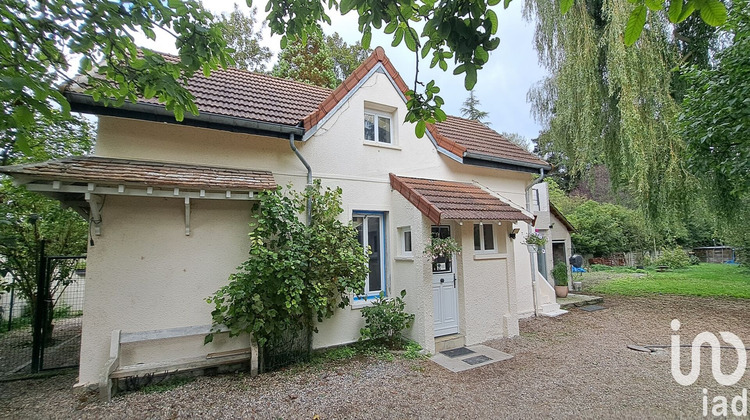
509 227 520 239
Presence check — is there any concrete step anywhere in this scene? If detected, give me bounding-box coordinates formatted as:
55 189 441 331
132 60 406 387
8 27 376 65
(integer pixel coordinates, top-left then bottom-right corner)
540 303 561 313
540 309 569 318
435 334 465 352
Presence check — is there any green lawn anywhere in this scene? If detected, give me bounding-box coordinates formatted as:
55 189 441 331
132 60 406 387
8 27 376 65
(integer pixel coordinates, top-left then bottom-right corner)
586 264 750 299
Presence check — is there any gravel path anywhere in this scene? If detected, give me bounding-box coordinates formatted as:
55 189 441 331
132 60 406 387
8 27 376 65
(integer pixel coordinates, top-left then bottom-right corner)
2 295 749 419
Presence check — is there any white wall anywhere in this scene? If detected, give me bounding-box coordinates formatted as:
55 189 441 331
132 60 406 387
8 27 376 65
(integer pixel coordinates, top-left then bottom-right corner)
77 196 254 385
79 70 540 384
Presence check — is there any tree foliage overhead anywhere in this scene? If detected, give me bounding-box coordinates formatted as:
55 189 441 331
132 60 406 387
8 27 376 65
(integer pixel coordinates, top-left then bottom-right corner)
460 90 490 124
680 0 750 217
271 30 338 89
325 32 373 84
206 181 369 348
254 0 722 136
218 4 272 72
526 0 695 218
0 0 231 156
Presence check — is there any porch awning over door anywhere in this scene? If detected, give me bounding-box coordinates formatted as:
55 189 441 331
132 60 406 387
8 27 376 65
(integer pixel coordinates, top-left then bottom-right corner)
389 173 533 225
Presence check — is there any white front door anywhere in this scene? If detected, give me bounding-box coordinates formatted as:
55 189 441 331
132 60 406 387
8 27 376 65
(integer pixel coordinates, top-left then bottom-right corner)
431 225 459 337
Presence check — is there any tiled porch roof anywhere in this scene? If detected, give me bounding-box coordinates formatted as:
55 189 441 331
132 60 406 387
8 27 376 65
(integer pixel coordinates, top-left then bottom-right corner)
389 174 532 225
0 156 276 191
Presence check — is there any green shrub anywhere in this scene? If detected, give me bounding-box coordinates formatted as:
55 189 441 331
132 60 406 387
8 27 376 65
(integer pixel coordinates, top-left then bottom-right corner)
589 264 612 272
359 290 415 349
655 247 691 269
551 263 569 286
688 255 701 265
402 341 427 360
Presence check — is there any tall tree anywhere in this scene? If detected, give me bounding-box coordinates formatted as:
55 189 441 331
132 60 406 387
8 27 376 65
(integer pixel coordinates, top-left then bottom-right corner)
501 132 531 151
680 0 749 218
460 90 490 124
525 0 696 218
218 4 273 72
257 0 723 136
272 31 338 89
0 0 231 156
325 32 372 84
0 112 93 322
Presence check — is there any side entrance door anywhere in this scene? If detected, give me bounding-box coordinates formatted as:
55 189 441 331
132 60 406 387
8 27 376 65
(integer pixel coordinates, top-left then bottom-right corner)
431 225 459 337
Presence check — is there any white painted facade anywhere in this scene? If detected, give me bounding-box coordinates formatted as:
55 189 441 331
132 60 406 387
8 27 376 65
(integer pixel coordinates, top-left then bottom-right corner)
69 70 558 387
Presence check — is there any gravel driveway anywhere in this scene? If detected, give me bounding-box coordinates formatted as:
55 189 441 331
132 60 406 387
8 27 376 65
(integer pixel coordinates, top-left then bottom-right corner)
2 295 749 419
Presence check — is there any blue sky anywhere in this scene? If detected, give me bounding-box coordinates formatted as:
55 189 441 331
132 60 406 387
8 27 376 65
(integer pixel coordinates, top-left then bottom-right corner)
135 2 547 142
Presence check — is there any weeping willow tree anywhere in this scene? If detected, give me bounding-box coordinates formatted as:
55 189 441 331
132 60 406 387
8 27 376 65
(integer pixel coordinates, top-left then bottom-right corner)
525 0 692 220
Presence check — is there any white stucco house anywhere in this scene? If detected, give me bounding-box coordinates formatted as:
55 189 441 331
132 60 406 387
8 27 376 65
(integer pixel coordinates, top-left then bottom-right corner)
530 183 576 293
0 47 565 391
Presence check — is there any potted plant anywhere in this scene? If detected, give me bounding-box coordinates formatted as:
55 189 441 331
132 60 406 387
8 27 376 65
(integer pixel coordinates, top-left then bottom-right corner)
522 231 547 253
424 236 461 272
551 262 570 298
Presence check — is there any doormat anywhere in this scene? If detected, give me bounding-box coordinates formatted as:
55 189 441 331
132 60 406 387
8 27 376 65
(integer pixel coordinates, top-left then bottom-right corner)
462 355 492 365
440 347 475 358
581 305 606 312
431 345 512 373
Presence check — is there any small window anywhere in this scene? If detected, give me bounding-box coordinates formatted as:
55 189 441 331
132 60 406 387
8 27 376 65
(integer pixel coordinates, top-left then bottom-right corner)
364 111 392 144
473 223 495 252
398 227 412 257
532 189 541 211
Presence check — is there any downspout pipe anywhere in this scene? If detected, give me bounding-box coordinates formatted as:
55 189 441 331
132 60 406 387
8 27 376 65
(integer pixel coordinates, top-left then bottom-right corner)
524 168 546 317
289 133 312 225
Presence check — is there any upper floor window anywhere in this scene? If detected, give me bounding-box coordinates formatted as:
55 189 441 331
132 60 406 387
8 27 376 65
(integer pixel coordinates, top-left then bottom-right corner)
364 111 392 144
532 189 541 212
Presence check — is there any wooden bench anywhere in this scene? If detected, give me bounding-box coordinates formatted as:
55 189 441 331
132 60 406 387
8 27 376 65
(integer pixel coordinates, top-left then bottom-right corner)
99 325 257 401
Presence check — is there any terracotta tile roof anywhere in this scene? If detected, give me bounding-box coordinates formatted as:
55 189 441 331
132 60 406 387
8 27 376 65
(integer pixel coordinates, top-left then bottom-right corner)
66 54 332 127
67 48 548 170
390 174 532 224
0 156 276 190
303 47 410 130
432 116 549 167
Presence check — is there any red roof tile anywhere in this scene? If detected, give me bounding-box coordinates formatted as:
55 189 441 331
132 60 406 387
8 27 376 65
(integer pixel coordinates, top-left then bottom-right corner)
67 54 332 128
0 157 276 190
66 49 548 170
433 116 549 167
303 47 410 130
390 174 532 224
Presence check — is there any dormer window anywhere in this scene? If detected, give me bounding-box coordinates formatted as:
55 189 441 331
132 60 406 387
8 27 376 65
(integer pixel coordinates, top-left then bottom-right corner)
364 111 392 144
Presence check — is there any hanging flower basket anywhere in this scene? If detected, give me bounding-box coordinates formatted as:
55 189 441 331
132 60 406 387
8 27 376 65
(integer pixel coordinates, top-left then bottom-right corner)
522 232 547 253
424 236 462 260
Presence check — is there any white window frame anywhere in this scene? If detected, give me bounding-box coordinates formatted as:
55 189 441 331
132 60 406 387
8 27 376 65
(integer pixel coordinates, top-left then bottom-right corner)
353 212 386 300
532 189 541 212
364 109 393 145
398 226 413 258
473 222 497 253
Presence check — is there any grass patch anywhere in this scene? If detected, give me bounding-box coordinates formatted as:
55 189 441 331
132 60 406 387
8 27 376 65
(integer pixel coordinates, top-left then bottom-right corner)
589 264 750 299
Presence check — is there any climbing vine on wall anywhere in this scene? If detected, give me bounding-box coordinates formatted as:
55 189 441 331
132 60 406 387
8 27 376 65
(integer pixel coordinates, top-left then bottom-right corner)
205 180 368 347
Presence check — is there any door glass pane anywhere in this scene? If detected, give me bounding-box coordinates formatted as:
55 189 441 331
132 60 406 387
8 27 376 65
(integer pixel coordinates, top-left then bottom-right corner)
378 116 391 143
431 225 452 272
368 216 382 292
473 224 481 250
483 224 494 250
364 114 375 141
353 216 364 246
